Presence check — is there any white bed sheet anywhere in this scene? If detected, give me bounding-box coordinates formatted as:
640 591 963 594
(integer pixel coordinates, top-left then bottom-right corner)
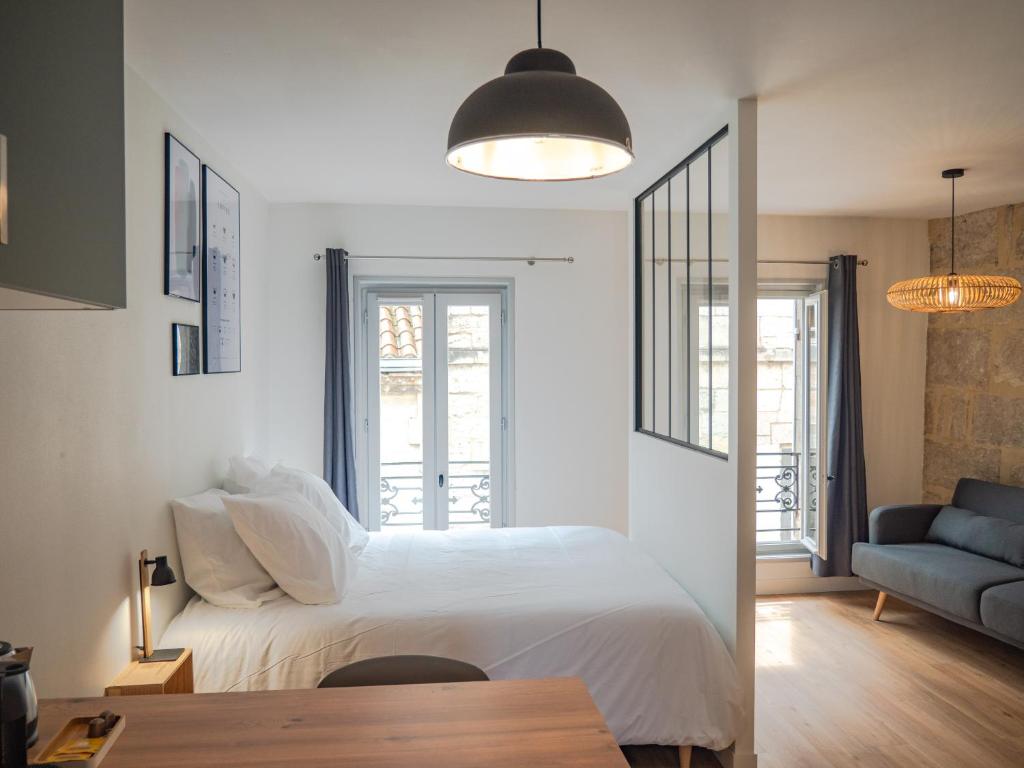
161 525 740 748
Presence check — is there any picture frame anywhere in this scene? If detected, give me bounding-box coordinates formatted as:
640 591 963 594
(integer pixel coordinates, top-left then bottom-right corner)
164 133 202 301
172 323 200 376
202 165 241 373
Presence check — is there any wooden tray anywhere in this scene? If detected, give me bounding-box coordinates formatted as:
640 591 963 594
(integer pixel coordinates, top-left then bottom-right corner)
31 714 125 767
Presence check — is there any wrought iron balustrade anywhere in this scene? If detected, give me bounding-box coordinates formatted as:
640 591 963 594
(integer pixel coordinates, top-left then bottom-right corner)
379 460 490 527
755 451 801 544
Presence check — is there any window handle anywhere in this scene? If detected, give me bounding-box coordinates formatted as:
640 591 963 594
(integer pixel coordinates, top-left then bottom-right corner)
438 473 445 488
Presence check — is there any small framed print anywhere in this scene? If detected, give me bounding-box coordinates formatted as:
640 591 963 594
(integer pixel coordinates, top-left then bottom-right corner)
202 165 241 373
165 133 202 301
172 323 200 376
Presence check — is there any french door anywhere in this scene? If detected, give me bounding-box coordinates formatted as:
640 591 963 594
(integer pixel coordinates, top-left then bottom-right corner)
363 289 506 532
753 289 828 555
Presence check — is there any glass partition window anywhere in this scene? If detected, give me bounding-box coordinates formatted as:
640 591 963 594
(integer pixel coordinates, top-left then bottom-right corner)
634 127 729 457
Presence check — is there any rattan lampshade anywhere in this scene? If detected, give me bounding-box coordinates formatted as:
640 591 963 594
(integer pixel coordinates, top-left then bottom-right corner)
887 169 1022 313
886 273 1021 313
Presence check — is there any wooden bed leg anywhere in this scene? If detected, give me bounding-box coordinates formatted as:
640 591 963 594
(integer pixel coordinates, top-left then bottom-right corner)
678 745 692 768
873 591 888 621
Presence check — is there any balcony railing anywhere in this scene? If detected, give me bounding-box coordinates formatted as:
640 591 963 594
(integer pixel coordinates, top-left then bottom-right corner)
756 451 801 545
379 460 490 528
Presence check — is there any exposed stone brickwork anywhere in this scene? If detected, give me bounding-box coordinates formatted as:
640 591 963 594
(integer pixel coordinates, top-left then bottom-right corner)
923 201 1024 503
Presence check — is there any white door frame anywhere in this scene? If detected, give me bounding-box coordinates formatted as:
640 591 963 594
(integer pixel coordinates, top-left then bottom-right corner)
353 277 515 531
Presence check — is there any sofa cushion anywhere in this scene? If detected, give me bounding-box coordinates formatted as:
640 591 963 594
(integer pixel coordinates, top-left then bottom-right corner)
852 542 1024 622
925 505 1024 567
980 581 1024 643
953 478 1024 524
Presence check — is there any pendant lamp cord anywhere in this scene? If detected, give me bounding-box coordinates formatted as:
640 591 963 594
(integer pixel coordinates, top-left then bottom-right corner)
537 0 542 47
950 175 956 275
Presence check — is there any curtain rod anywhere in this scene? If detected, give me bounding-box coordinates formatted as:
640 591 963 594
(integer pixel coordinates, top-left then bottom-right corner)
646 257 869 266
312 253 573 266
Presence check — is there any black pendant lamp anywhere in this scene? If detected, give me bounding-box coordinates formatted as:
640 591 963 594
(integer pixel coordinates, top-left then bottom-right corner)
446 0 633 181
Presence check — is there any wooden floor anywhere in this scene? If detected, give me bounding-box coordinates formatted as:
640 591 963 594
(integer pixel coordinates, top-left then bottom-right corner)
755 591 1024 768
627 592 1024 768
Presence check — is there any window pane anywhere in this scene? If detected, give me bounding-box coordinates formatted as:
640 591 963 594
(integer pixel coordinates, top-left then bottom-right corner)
805 300 820 545
709 139 730 454
640 196 654 431
652 184 670 436
756 298 800 546
378 302 424 531
688 151 710 448
446 304 492 529
669 172 688 442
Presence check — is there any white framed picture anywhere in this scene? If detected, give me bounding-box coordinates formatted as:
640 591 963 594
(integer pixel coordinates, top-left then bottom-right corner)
164 133 202 301
202 165 241 373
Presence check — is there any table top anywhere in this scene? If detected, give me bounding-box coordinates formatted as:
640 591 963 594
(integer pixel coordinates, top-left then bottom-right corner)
34 677 628 768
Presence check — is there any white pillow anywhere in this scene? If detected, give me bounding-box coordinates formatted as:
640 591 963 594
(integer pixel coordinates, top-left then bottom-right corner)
223 490 353 605
170 489 284 608
257 464 369 555
223 455 273 494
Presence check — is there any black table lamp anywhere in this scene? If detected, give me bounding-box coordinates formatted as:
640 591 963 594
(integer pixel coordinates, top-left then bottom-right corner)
138 550 184 663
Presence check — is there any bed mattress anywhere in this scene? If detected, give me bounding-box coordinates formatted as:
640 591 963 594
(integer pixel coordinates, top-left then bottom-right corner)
160 525 740 748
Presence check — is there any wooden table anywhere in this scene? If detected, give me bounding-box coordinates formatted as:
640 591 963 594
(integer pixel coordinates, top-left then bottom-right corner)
33 677 628 767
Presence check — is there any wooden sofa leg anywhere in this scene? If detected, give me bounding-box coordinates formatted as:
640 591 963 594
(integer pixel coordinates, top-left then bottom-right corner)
873 591 888 621
678 745 692 768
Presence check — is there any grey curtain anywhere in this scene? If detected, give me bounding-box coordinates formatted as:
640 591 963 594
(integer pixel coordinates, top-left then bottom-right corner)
323 248 360 522
812 254 867 577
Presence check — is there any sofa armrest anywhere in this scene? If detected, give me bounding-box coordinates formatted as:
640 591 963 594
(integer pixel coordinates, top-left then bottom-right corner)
868 504 943 545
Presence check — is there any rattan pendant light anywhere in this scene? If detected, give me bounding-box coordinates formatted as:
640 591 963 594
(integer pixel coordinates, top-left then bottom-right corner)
887 169 1021 313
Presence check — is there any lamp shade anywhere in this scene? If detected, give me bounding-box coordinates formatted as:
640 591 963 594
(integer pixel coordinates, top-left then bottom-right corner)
886 273 1022 312
149 555 177 587
886 168 1022 313
446 48 633 181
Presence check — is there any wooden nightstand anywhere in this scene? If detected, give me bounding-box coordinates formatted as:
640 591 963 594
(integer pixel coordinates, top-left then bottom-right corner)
104 648 193 696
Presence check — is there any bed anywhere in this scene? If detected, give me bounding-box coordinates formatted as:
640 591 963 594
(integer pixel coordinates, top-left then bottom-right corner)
160 525 740 749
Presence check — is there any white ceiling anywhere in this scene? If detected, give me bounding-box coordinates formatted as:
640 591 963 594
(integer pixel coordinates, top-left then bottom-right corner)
126 0 1024 218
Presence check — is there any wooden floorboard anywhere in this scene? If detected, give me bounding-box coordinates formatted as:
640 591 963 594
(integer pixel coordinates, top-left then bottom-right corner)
755 591 1024 768
629 591 1024 768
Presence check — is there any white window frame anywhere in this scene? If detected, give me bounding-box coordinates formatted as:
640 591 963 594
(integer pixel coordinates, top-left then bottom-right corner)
800 289 828 559
352 278 515 531
754 285 828 558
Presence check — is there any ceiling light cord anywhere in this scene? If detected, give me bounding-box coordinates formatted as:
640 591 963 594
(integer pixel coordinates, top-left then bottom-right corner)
537 0 542 48
950 175 956 275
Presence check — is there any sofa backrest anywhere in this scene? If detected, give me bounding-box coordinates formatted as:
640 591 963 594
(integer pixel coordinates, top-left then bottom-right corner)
953 478 1024 524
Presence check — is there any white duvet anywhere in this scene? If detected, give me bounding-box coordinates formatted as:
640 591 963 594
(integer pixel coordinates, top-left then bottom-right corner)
161 525 740 748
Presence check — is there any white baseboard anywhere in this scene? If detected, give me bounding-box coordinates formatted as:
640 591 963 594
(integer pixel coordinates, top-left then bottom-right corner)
756 556 866 595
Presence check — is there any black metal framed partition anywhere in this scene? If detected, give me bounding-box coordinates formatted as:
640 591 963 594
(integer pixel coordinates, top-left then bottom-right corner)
634 126 729 458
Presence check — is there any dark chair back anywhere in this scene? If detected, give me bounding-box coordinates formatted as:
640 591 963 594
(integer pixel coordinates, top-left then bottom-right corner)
317 655 489 689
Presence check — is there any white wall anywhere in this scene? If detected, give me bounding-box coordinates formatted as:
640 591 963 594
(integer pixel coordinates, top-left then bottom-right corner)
629 102 758 768
265 204 629 532
0 68 270 697
755 215 929 594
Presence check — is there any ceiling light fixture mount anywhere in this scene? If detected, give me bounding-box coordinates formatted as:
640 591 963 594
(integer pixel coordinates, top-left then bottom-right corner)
886 169 1021 313
446 0 633 181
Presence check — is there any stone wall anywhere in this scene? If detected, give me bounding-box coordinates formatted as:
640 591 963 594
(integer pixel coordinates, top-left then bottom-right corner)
923 201 1024 502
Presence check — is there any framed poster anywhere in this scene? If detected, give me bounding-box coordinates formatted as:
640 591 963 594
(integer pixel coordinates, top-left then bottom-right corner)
172 323 200 376
164 133 202 301
202 165 241 373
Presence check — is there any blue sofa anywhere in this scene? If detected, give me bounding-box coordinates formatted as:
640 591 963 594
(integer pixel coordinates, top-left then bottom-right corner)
852 478 1024 649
